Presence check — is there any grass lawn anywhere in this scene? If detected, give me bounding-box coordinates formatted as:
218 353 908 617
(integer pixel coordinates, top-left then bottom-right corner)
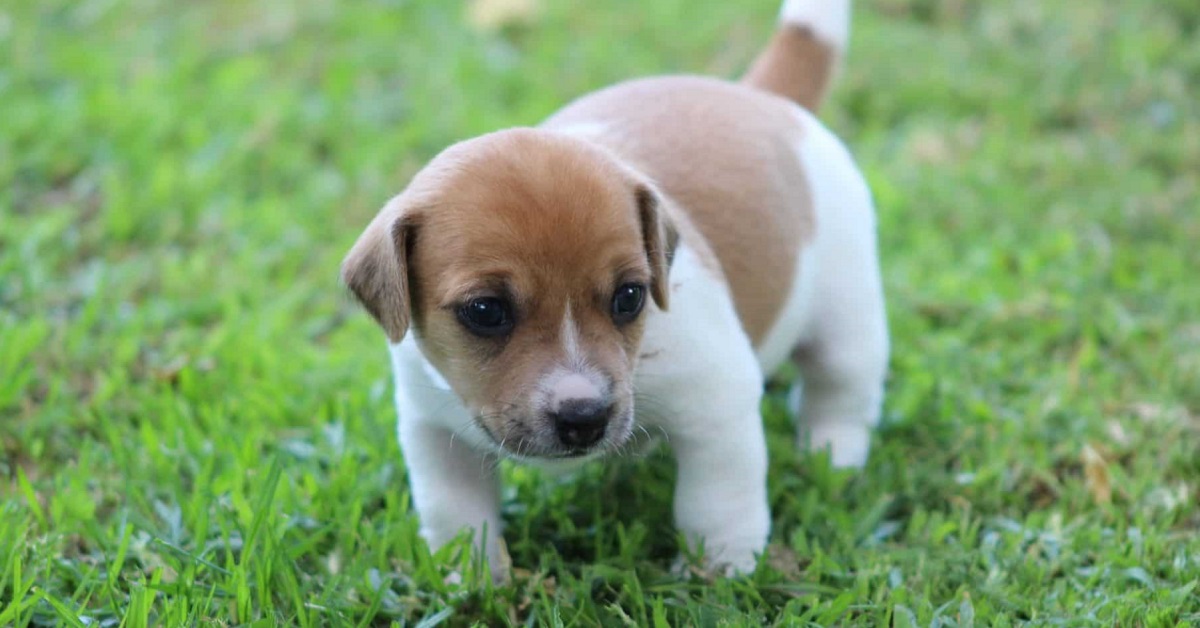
3 0 1199 624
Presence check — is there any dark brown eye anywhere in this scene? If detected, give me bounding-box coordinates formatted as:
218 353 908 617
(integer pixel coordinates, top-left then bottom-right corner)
457 297 514 337
611 283 645 324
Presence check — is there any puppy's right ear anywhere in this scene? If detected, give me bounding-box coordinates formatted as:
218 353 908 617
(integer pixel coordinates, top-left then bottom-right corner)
340 197 417 343
634 183 678 311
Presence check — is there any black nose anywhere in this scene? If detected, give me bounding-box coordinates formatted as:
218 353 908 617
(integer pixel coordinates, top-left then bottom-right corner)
551 399 611 449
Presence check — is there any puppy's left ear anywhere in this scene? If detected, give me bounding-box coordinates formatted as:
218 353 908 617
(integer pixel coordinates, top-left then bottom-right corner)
340 196 418 342
635 184 678 311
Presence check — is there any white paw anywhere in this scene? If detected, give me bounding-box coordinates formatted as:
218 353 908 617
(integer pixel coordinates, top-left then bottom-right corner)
420 525 510 584
705 548 760 576
671 547 759 579
802 421 871 468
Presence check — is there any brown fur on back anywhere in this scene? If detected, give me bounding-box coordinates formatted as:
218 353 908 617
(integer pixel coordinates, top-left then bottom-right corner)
543 76 815 345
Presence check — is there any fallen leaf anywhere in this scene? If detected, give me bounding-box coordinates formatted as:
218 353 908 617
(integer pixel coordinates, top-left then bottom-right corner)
466 0 541 33
764 543 804 580
1081 443 1111 505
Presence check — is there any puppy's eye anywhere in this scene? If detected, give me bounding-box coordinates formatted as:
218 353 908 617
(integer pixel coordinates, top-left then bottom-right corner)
611 283 646 324
457 297 514 337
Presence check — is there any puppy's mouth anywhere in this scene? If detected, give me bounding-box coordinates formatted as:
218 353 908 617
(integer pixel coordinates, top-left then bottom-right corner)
471 410 634 461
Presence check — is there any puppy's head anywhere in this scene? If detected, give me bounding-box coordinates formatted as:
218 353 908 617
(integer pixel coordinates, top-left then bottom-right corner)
342 129 675 459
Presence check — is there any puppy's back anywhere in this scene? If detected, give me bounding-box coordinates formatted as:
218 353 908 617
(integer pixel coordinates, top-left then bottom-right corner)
541 0 853 344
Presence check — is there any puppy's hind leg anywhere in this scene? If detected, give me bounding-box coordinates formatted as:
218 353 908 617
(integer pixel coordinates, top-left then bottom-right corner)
789 113 889 469
790 311 887 469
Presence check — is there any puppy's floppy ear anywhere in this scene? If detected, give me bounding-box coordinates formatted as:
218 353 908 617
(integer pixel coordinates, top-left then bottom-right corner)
340 196 418 342
634 184 678 311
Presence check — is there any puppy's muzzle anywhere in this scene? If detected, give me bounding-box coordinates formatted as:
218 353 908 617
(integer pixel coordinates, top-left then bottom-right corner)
549 398 611 449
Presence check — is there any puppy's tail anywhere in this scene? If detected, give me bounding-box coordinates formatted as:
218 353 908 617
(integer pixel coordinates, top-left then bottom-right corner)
741 0 851 112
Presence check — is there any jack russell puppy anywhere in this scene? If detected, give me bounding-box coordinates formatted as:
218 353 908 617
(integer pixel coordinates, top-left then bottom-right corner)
342 0 887 577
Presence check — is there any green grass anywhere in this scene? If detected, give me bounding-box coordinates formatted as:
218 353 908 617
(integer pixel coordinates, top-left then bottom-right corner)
2 0 1199 624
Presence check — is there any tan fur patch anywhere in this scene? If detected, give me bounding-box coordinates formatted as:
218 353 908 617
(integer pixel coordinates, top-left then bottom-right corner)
742 25 836 112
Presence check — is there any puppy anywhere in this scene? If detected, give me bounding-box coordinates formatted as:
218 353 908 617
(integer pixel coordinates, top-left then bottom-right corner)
341 0 887 577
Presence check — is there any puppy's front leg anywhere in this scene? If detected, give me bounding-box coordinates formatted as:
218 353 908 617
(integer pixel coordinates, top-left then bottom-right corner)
398 423 505 577
669 396 770 574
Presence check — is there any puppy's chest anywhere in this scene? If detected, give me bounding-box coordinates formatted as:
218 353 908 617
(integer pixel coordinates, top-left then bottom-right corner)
630 238 816 405
630 245 759 390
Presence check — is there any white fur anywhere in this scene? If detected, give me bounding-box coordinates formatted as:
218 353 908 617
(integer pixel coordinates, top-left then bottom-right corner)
389 338 506 572
546 121 609 140
544 303 608 408
634 245 770 572
560 300 584 365
741 106 887 469
784 106 888 468
544 371 604 409
779 0 850 49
